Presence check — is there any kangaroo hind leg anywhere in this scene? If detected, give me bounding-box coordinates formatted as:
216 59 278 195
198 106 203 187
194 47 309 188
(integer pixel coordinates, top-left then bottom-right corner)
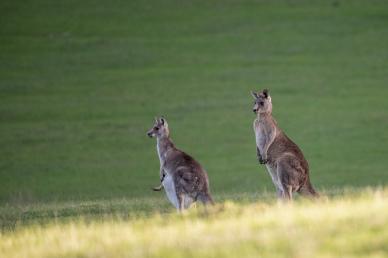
277 161 295 201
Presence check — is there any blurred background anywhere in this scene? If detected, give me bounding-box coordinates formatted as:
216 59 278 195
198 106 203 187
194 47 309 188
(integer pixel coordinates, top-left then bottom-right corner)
1 0 388 204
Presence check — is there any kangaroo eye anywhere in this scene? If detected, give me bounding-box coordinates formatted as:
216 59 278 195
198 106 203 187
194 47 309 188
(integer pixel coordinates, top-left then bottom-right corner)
154 127 159 130
259 101 264 105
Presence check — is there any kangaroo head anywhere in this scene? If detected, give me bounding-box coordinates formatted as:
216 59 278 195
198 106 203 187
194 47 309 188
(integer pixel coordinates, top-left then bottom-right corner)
251 89 272 114
147 117 169 138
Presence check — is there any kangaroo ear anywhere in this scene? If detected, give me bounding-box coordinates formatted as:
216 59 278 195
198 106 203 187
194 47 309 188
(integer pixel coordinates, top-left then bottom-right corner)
262 89 269 98
251 91 259 99
160 117 168 128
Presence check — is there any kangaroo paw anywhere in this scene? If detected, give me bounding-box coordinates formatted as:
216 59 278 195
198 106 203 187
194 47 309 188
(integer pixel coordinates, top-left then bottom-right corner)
152 185 163 191
259 156 268 164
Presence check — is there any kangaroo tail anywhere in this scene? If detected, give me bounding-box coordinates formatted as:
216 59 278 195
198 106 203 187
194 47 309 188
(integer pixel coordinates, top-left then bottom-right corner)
300 180 319 198
199 193 215 205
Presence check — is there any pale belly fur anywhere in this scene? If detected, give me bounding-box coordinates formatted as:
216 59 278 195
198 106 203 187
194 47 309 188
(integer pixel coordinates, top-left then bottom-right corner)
162 174 179 209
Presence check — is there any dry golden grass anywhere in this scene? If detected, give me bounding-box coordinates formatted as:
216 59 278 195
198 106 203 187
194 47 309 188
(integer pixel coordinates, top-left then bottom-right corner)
1 189 388 258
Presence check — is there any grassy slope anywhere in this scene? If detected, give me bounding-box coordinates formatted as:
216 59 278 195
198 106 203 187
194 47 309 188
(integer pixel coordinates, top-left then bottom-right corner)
1 0 388 204
1 188 388 258
1 2 387 256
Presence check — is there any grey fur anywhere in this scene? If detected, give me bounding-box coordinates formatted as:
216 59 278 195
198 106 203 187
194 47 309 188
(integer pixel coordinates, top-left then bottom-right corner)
147 117 214 211
252 89 318 200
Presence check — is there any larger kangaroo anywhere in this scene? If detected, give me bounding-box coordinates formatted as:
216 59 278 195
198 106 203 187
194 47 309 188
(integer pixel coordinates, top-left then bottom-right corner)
147 117 214 211
252 89 318 200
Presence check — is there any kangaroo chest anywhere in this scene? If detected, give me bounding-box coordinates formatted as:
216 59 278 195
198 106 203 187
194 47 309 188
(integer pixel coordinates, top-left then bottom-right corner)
254 117 277 153
254 122 268 153
157 144 164 166
255 129 265 152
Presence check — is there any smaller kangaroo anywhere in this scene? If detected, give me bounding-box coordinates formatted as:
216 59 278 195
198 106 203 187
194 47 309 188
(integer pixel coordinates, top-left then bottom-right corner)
252 89 318 200
147 117 214 211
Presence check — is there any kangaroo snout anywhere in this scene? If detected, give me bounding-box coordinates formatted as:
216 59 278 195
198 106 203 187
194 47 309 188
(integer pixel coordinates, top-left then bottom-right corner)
147 131 153 138
253 108 258 113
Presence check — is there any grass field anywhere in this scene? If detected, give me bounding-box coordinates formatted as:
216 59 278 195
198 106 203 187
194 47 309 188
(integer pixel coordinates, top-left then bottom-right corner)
1 188 388 258
1 0 388 204
1 0 388 256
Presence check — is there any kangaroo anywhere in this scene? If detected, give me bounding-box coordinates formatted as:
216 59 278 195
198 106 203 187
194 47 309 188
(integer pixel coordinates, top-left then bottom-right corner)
252 89 318 200
147 117 214 211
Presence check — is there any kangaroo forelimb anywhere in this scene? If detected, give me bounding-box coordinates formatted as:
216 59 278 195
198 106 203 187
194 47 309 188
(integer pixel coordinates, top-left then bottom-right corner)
152 169 166 191
257 147 267 164
152 184 163 191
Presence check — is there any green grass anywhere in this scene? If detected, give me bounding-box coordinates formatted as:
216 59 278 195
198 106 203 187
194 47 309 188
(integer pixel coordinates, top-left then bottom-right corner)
1 0 388 204
1 1 388 256
0 190 283 231
1 188 388 258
